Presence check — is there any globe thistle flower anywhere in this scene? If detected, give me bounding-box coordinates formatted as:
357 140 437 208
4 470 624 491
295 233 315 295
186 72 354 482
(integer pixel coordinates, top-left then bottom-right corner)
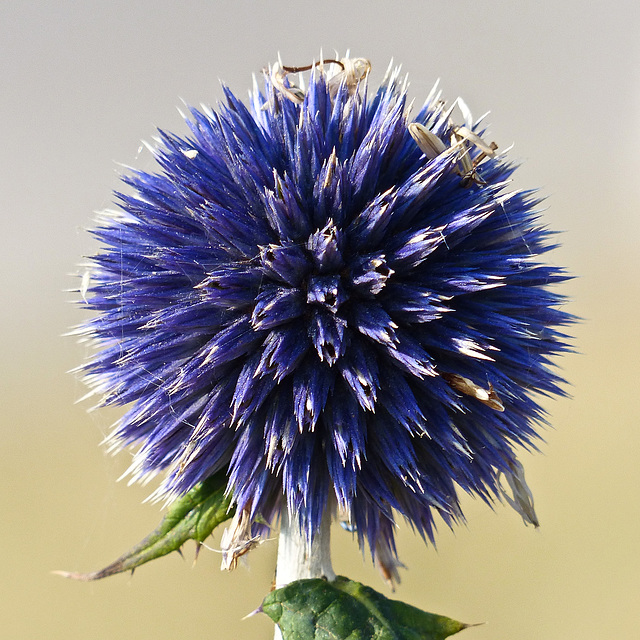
78 57 570 581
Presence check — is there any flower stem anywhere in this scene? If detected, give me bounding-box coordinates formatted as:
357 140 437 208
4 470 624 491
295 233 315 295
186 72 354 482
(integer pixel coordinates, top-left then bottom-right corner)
274 502 335 639
275 503 335 586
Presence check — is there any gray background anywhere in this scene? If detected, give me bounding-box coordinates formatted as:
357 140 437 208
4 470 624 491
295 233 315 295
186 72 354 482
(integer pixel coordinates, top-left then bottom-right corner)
2 1 638 638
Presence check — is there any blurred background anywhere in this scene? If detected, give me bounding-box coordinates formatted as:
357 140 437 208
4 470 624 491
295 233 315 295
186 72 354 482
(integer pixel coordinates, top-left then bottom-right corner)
2 1 638 638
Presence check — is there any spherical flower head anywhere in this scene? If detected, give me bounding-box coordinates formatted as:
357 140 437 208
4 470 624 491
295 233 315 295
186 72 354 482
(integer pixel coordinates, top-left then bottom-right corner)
79 57 570 569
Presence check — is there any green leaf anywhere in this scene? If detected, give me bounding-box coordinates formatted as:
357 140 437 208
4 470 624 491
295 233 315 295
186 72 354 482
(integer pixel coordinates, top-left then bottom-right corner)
262 576 473 640
56 471 234 580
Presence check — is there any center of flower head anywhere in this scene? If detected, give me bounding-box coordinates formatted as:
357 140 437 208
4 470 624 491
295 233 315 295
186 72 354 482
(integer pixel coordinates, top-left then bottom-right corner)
255 215 398 368
305 222 347 314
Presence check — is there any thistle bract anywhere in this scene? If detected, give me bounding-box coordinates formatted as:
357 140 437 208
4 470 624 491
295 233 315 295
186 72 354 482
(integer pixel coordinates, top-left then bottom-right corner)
79 58 570 572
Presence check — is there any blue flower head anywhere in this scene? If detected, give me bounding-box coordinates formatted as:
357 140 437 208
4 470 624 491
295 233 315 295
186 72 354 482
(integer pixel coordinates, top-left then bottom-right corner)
79 57 570 579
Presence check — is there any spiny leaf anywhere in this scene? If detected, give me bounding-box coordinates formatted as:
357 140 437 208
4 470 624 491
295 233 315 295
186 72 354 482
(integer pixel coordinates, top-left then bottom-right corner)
55 471 234 581
262 576 474 640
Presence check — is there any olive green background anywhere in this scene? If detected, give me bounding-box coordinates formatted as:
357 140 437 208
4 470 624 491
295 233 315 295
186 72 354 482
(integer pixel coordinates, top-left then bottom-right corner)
2 1 638 638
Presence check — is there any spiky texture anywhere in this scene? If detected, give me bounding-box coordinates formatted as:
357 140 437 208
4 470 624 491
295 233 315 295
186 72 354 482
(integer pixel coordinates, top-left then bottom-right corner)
79 60 570 564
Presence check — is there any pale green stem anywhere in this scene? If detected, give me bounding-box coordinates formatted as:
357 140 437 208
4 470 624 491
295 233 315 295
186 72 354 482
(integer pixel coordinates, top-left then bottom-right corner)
273 502 335 639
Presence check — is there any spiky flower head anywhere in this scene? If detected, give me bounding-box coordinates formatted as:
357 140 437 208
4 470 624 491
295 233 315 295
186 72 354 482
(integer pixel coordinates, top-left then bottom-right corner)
78 57 570 574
